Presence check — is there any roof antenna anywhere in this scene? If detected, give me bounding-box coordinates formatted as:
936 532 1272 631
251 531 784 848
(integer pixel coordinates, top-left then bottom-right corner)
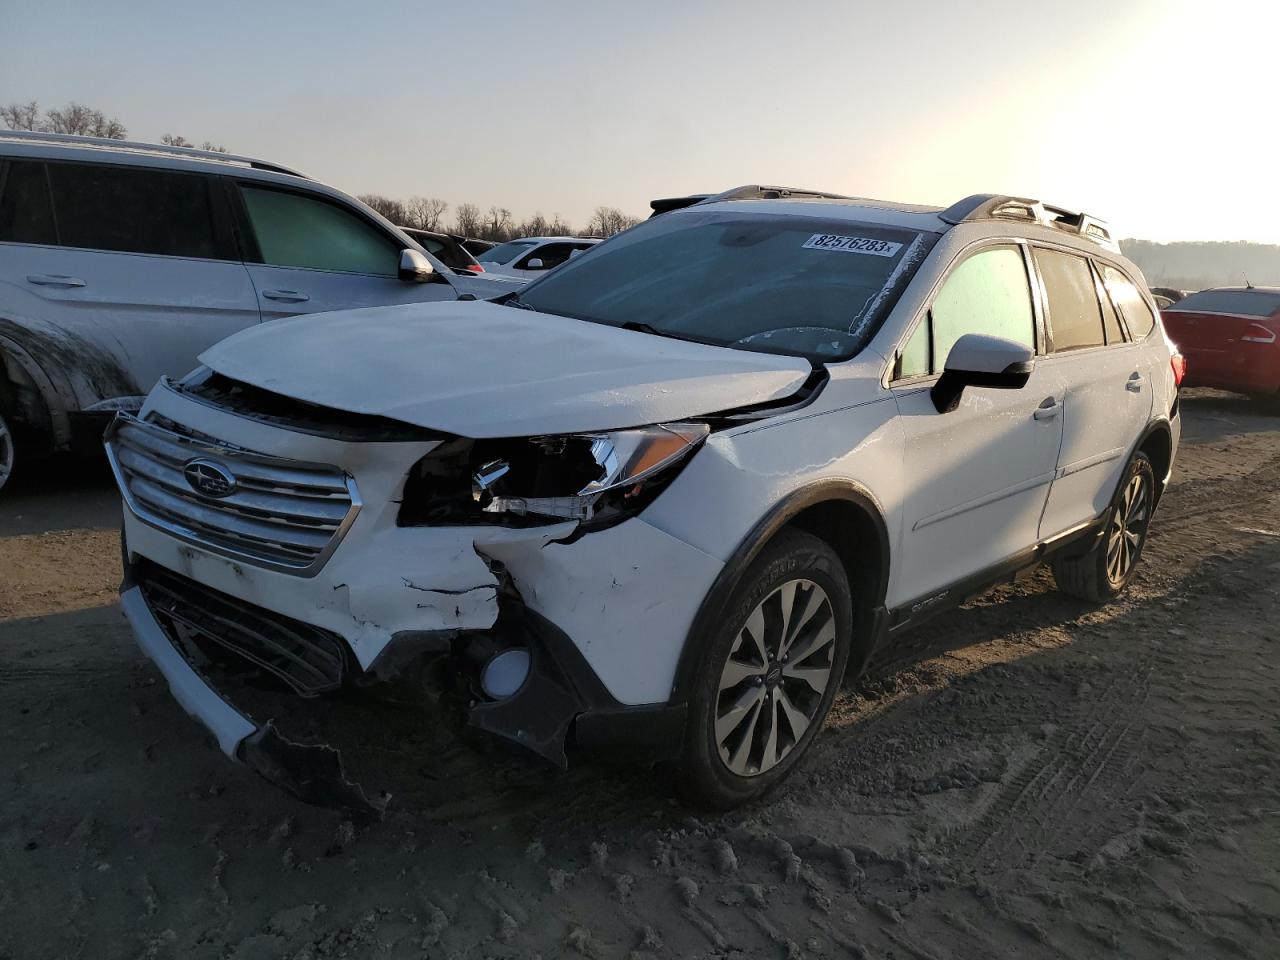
1243 272 1254 289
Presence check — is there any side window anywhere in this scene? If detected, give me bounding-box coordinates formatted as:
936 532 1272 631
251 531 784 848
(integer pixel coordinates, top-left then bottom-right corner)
893 245 1034 379
1099 264 1157 340
46 162 228 259
1092 262 1126 344
931 245 1036 370
518 242 574 270
0 161 57 245
240 186 399 276
1036 248 1105 351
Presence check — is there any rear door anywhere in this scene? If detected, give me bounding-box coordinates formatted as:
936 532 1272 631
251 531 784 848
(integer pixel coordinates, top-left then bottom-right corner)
0 158 260 405
233 182 457 322
1035 248 1151 538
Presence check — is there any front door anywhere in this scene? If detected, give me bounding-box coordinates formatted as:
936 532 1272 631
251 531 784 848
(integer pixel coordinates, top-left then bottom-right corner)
888 243 1064 610
234 182 457 323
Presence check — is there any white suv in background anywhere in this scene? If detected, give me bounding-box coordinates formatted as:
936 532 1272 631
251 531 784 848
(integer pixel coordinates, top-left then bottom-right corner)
477 235 600 279
109 186 1182 812
0 131 500 493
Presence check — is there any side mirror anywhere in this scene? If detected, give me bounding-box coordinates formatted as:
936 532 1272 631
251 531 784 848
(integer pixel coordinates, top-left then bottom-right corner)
525 257 545 270
399 248 437 283
931 333 1035 413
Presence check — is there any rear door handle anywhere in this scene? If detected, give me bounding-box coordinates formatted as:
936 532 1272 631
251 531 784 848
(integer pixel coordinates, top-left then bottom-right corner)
1126 372 1145 392
262 289 310 303
1033 398 1062 420
27 274 86 288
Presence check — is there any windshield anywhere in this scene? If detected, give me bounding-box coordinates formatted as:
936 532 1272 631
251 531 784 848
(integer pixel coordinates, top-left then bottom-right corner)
480 240 538 264
1166 289 1280 317
514 210 936 361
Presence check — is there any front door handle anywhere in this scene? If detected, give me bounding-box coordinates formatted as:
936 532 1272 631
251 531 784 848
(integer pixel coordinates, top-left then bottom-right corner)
27 274 86 288
262 289 310 303
1033 398 1062 421
1126 372 1145 393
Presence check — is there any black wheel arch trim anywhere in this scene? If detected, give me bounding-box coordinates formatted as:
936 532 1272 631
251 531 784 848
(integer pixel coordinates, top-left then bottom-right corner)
668 479 891 706
1133 416 1174 502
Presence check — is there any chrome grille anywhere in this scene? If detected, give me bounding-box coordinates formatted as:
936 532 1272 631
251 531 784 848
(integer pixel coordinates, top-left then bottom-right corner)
106 413 360 576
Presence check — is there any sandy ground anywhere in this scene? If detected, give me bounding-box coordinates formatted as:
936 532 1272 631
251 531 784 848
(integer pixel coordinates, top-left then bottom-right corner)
1 388 1278 959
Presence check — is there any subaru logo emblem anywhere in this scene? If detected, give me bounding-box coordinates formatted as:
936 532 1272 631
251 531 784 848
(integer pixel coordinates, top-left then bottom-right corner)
184 458 237 498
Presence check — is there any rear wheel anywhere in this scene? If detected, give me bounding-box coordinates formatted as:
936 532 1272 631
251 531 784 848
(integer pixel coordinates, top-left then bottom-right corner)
677 530 852 809
1052 451 1155 602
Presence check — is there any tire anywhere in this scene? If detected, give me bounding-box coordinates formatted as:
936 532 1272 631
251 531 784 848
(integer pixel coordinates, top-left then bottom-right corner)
0 406 15 495
1052 451 1155 603
677 529 853 809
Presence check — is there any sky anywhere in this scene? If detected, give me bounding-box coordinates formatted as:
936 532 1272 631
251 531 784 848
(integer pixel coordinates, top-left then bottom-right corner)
3 0 1277 243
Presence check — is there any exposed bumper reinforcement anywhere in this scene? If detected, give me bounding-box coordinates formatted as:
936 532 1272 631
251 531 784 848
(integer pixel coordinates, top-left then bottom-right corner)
121 584 386 818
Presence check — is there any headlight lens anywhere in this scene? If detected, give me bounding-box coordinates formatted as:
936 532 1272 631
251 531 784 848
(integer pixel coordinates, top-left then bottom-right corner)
397 423 709 530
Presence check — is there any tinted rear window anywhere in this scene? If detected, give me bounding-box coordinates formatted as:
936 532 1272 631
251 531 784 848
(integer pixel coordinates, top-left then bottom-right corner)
1166 290 1280 317
0 160 57 245
1037 248 1105 351
46 162 228 259
516 210 935 361
480 240 538 264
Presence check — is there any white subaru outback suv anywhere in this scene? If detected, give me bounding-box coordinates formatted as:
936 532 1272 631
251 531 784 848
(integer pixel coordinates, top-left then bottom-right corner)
0 130 499 493
108 186 1182 811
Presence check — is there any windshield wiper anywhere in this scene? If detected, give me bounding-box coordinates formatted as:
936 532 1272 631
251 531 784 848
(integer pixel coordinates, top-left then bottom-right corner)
617 320 724 347
500 292 534 310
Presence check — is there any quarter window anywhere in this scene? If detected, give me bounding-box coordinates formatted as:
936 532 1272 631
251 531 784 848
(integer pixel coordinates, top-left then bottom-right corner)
1099 264 1156 340
1036 248 1106 351
46 162 227 259
0 161 57 245
240 186 398 276
896 245 1035 377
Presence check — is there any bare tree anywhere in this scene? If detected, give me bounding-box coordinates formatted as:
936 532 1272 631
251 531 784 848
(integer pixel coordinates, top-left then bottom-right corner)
480 206 514 241
0 100 39 131
358 194 409 225
404 196 449 232
163 134 229 152
585 206 640 237
1 100 126 138
453 203 483 238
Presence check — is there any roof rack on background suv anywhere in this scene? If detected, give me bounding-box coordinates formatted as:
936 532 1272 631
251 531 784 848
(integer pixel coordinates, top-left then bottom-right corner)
939 193 1119 251
0 129 310 179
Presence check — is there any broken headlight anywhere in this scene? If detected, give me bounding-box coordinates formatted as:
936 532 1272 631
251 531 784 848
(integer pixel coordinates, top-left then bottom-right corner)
397 423 709 530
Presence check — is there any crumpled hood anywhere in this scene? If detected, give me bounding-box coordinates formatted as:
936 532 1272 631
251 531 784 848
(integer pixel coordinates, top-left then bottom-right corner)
198 300 812 437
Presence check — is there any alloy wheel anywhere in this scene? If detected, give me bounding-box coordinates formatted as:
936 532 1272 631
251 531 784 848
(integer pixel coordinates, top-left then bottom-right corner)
1106 472 1151 584
714 578 836 777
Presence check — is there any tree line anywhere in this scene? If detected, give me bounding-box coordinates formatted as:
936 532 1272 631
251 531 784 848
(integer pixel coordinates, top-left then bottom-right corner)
355 194 640 241
1120 239 1280 293
2 99 641 241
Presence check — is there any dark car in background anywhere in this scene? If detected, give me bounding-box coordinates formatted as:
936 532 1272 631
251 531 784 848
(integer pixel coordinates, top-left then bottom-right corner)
1162 287 1280 399
402 228 485 275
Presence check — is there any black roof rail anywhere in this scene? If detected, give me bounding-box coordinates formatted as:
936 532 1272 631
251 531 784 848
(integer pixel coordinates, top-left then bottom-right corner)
940 193 1118 252
0 129 309 179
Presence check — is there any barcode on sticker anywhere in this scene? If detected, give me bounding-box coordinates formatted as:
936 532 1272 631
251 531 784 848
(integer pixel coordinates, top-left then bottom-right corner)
803 234 902 257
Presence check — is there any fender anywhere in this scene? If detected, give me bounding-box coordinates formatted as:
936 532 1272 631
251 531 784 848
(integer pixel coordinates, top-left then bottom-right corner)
668 479 892 705
0 328 74 452
1131 416 1174 504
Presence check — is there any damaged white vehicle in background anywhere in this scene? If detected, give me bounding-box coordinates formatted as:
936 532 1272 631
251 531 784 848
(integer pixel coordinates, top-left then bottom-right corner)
108 186 1181 813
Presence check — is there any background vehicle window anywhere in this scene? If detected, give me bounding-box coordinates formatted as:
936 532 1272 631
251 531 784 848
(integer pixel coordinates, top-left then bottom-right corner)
1165 289 1280 317
1037 248 1105 351
479 239 537 264
518 242 575 269
241 186 398 276
1100 264 1157 339
930 245 1035 370
0 160 57 245
43 162 225 259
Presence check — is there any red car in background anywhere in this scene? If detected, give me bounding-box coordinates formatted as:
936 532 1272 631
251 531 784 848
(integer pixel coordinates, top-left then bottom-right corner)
1161 287 1280 398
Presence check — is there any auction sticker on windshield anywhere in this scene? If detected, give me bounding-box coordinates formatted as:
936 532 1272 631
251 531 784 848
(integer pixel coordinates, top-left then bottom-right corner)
803 234 903 257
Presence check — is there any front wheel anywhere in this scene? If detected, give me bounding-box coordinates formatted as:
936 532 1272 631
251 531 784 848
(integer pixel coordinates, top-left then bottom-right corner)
0 407 15 495
1052 451 1155 602
677 530 852 809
